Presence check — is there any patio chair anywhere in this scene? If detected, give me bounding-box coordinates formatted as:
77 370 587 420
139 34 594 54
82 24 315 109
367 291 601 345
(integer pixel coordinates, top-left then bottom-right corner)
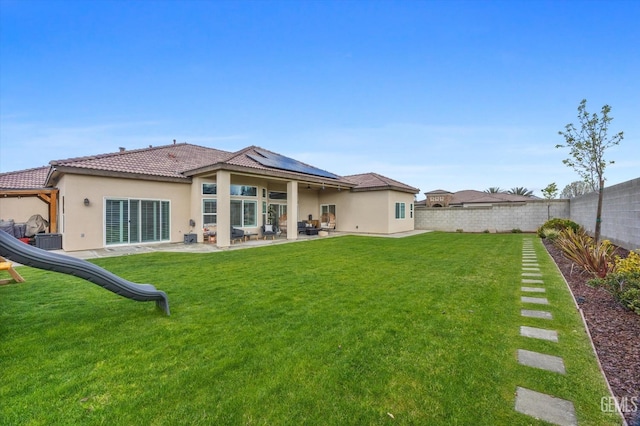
261 224 277 240
320 213 336 231
203 225 216 243
297 221 307 234
231 227 244 243
278 214 287 236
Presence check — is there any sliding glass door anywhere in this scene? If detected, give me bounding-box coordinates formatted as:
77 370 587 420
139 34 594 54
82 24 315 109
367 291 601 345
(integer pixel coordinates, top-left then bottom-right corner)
105 198 170 245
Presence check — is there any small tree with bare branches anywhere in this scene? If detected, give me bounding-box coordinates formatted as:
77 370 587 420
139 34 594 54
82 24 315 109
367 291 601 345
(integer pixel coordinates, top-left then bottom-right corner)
557 99 624 242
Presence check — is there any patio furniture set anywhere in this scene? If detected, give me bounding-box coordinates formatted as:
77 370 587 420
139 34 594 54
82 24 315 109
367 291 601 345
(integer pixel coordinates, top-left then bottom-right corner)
202 214 335 244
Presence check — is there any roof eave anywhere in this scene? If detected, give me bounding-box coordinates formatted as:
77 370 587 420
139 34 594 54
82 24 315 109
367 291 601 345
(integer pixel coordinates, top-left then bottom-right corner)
49 165 191 184
351 185 419 194
186 163 357 188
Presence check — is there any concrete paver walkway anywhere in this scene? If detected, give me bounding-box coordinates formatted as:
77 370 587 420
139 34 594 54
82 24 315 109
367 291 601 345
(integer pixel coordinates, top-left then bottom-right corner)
515 387 577 426
516 239 577 425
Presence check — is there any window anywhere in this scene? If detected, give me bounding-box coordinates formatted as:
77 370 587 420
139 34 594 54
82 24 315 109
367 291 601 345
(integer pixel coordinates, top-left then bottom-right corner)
203 199 217 225
321 204 336 222
202 183 217 195
262 201 267 228
395 202 406 219
268 203 287 225
268 191 287 200
231 200 257 227
321 204 336 216
230 185 257 196
106 198 170 245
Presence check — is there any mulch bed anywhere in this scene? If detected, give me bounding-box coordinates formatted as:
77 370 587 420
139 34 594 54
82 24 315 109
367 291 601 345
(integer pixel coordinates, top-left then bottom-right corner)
543 240 640 425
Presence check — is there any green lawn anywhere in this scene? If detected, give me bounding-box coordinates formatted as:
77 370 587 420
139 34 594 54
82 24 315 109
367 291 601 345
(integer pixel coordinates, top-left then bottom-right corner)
0 233 620 425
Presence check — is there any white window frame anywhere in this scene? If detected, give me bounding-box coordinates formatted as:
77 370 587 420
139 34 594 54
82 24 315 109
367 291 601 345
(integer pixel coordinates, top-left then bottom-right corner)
105 198 170 246
202 198 217 225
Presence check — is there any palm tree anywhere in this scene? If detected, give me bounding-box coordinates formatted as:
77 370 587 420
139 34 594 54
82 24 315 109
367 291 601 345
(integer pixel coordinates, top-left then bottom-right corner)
484 187 503 193
508 187 534 197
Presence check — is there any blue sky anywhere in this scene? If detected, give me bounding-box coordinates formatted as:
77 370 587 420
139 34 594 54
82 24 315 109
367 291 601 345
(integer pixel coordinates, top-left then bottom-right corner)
1 0 638 197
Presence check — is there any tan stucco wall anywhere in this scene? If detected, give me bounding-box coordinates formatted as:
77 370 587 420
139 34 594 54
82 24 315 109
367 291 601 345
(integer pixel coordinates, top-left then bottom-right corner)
318 189 415 234
191 175 303 245
7 172 416 251
298 191 319 221
58 174 192 251
0 197 49 225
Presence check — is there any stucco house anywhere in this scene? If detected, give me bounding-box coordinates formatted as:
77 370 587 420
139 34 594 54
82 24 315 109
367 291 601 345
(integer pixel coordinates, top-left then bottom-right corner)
0 142 419 251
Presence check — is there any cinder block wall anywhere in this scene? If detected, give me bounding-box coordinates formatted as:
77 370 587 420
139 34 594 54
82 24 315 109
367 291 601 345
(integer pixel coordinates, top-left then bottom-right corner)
415 200 569 233
415 177 639 250
569 178 640 250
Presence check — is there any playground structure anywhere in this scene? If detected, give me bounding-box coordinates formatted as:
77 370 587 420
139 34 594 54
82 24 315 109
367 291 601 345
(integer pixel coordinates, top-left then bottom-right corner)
0 230 170 315
0 256 25 285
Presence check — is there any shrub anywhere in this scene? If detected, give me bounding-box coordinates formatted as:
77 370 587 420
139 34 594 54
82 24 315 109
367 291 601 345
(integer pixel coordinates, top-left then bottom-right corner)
537 218 580 238
511 228 522 233
554 228 617 278
589 250 640 315
541 228 560 241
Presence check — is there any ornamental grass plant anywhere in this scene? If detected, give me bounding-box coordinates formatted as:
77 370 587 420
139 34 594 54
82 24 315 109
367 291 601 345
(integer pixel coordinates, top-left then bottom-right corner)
0 233 619 425
554 228 618 278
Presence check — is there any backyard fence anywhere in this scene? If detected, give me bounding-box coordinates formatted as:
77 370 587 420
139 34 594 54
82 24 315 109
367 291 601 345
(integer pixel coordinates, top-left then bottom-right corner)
415 177 640 250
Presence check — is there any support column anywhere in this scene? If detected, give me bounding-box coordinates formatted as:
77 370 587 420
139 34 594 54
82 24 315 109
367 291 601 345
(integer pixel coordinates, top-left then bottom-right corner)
287 180 298 241
216 170 231 247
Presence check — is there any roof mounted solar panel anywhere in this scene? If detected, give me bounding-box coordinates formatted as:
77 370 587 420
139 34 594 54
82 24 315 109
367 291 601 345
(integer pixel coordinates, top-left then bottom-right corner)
248 149 339 179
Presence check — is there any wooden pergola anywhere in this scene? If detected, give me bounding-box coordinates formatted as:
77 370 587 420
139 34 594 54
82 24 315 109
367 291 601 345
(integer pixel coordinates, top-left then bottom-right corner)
0 188 59 233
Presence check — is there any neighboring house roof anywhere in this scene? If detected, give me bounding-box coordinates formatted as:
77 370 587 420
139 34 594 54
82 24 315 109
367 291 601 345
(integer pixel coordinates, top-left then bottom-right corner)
1 143 418 194
345 172 419 194
451 190 534 204
424 189 452 195
0 166 51 189
417 189 536 206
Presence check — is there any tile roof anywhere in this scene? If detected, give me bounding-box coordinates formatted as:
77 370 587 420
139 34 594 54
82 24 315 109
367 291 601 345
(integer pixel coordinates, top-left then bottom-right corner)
1 143 417 193
51 143 231 179
418 189 535 205
345 172 419 193
451 190 534 204
0 166 51 189
425 189 452 195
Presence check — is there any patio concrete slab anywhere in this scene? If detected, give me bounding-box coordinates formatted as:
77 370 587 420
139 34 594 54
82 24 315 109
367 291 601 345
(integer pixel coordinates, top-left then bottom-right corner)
522 279 544 284
517 349 566 374
520 326 558 342
521 309 553 320
521 287 546 293
522 267 540 271
521 296 549 304
515 387 576 426
522 272 543 277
